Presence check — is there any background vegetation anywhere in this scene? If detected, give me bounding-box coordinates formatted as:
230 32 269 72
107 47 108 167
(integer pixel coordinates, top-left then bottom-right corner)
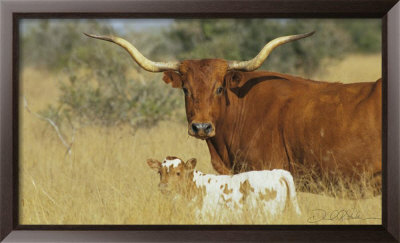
20 18 382 224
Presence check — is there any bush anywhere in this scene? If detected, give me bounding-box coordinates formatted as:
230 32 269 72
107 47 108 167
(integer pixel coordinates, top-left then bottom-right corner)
167 19 354 75
29 20 184 133
21 20 116 71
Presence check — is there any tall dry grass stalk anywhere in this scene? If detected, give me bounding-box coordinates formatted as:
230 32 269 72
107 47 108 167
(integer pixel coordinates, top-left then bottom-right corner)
20 54 382 225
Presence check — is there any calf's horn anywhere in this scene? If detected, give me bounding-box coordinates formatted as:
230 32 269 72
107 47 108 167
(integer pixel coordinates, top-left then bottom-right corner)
84 33 180 72
228 31 315 71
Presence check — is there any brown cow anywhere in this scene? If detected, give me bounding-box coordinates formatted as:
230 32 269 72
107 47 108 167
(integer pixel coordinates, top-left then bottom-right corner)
85 32 381 193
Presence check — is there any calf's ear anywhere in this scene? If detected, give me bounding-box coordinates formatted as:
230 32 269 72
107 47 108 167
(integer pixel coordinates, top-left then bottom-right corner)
224 71 243 89
147 159 161 171
185 158 197 171
163 71 182 88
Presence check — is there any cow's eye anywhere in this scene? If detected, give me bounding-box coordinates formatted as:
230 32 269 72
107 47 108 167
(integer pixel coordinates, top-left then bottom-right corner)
177 172 180 176
182 87 189 96
216 86 224 95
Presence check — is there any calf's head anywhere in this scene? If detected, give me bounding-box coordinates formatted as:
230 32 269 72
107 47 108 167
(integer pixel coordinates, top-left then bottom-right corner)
85 32 314 139
147 156 197 195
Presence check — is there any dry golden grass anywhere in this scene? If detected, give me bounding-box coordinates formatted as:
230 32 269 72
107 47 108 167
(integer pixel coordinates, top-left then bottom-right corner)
20 54 382 225
311 53 382 83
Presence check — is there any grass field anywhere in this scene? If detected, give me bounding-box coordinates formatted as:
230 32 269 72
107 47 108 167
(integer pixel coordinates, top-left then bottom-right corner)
19 54 382 225
311 53 382 83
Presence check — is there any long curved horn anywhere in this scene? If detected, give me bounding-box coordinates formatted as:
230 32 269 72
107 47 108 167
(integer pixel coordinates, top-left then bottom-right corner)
84 33 180 72
228 31 315 71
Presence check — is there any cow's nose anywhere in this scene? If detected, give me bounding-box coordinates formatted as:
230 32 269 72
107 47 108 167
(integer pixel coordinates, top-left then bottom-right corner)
191 123 213 135
159 183 169 194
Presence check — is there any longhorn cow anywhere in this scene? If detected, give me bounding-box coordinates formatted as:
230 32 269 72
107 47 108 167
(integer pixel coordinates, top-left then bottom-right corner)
85 32 381 192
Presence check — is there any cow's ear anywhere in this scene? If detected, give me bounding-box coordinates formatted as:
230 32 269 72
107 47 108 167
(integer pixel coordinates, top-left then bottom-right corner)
185 158 197 171
225 71 243 88
163 71 182 88
147 159 161 171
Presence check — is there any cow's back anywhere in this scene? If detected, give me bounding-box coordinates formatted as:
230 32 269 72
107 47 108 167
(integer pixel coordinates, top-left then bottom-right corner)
280 78 381 179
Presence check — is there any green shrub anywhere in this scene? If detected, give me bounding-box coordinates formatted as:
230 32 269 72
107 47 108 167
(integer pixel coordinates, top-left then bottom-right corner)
26 20 184 132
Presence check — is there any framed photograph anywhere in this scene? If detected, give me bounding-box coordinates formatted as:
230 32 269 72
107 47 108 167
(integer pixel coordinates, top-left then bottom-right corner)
1 0 399 242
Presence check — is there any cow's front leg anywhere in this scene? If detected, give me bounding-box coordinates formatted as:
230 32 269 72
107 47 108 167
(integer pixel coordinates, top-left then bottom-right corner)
206 139 232 175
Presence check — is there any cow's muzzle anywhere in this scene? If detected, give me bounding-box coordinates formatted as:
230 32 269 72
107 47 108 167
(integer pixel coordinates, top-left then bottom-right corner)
189 122 215 139
159 183 170 195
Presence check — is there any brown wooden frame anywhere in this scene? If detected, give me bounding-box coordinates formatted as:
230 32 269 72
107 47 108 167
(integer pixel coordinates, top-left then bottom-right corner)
1 0 399 241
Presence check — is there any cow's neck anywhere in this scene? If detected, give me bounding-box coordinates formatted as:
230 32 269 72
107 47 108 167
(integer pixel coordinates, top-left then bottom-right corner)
183 170 218 202
191 170 233 194
192 170 221 187
207 71 304 174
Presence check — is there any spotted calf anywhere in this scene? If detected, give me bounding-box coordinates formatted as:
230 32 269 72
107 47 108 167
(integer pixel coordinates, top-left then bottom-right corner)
147 156 301 217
